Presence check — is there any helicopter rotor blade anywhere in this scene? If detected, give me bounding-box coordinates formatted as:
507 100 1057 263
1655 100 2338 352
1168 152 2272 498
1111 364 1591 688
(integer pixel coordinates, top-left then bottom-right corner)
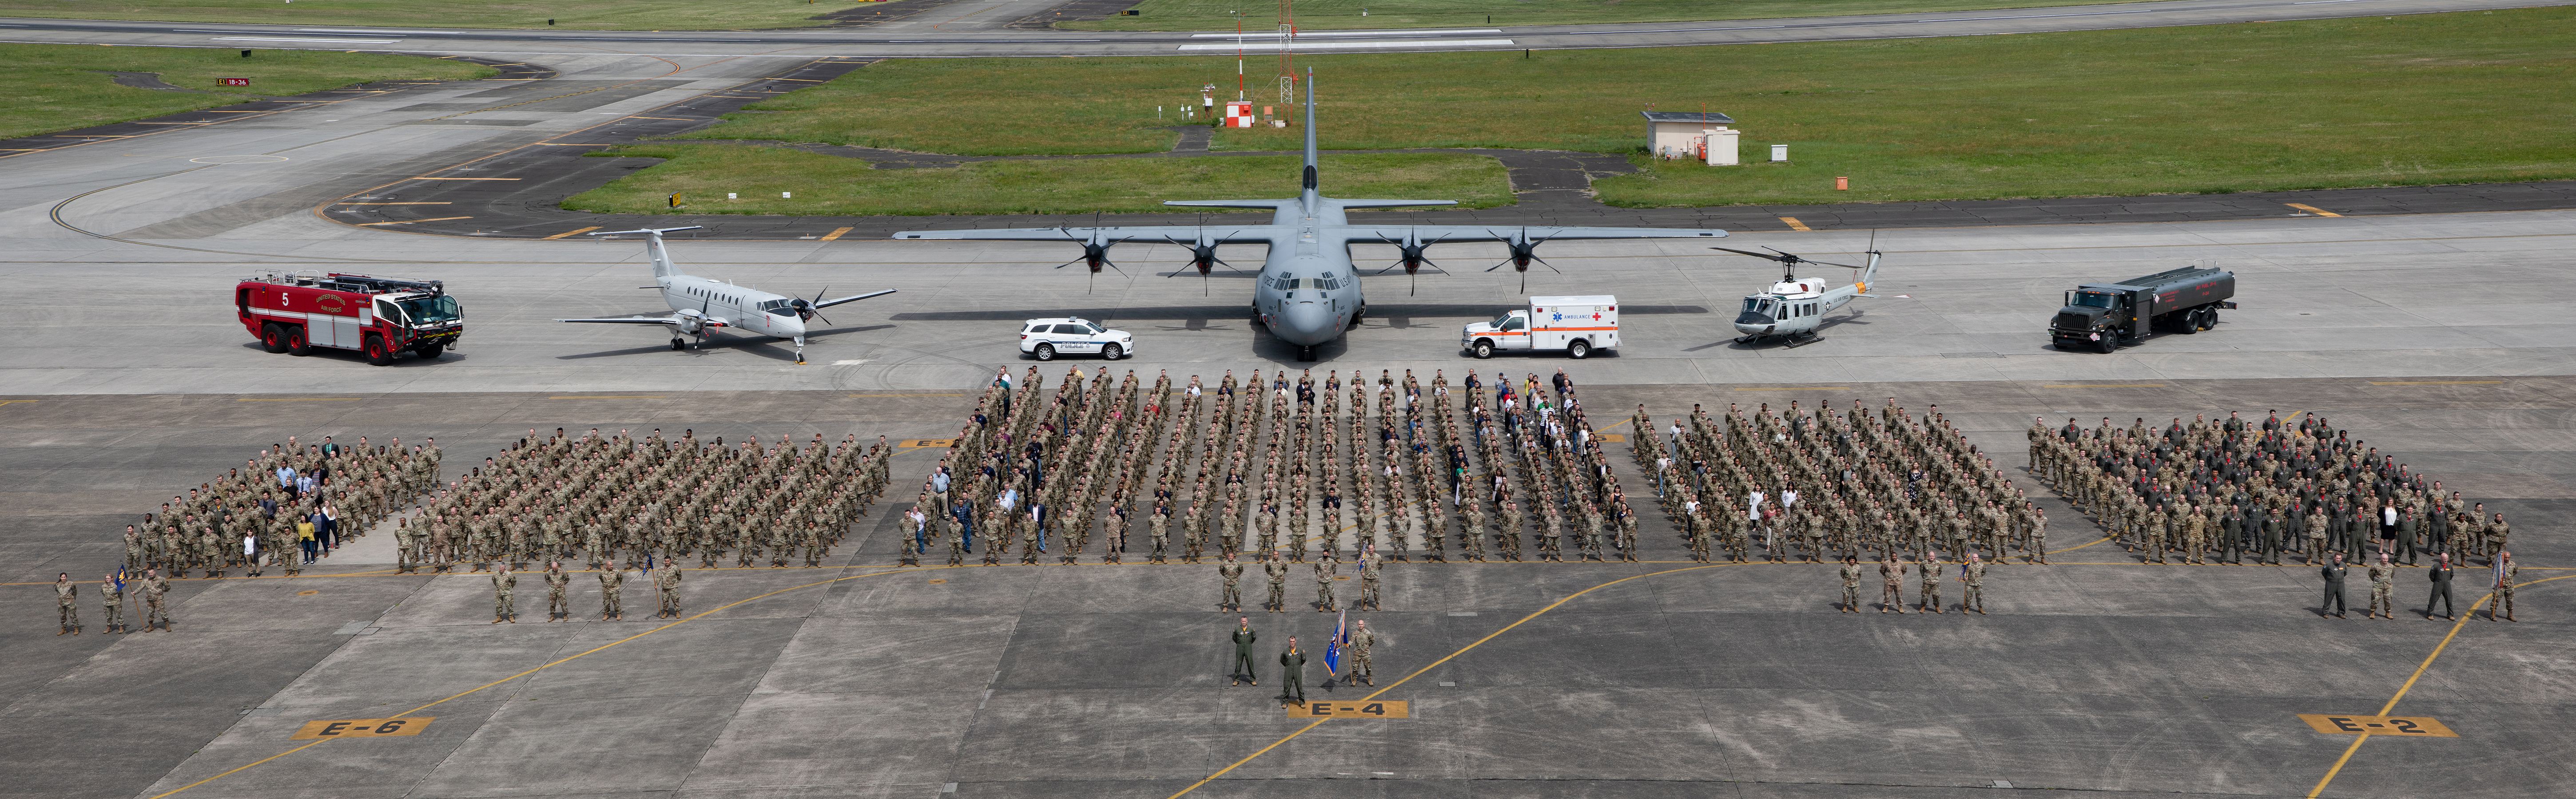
1710 246 1790 262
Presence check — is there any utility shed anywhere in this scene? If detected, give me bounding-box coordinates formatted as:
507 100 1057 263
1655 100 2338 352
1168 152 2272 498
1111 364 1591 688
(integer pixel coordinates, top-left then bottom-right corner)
1642 110 1736 160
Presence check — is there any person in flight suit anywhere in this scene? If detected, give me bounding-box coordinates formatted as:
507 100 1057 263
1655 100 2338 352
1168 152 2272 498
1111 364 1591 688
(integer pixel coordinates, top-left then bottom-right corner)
1229 617 1258 687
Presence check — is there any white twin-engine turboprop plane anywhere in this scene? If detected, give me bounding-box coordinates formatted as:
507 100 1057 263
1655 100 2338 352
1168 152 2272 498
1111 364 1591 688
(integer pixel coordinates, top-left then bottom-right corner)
556 226 895 364
892 69 1732 361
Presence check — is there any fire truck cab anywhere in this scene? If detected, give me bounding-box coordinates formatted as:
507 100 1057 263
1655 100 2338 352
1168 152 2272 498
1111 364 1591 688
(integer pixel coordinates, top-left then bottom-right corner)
236 270 462 365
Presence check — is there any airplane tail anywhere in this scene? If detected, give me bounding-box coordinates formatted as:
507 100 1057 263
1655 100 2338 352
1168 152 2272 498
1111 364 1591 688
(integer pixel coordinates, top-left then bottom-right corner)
589 226 704 279
1301 67 1318 198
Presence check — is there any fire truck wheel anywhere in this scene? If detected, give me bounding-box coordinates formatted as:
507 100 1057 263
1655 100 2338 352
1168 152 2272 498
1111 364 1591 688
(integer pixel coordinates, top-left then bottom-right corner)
416 344 444 360
364 335 394 365
286 326 311 356
260 324 288 354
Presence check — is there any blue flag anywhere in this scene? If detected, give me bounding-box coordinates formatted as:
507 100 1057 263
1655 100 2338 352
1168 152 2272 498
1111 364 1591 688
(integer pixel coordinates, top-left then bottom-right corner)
1323 609 1346 676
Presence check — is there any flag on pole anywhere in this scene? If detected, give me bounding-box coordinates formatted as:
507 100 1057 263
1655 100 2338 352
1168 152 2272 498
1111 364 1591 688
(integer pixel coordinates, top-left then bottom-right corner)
1323 609 1346 676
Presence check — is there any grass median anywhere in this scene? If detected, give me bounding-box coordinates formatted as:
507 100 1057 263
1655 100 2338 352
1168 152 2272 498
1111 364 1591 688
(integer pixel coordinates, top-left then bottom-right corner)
685 8 2575 206
0 0 856 29
1073 0 2061 32
0 44 494 140
562 145 1514 216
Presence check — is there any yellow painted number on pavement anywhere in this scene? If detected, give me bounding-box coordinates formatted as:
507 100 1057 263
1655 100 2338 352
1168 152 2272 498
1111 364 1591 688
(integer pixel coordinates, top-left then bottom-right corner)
291 717 436 740
2297 714 2456 737
1287 700 1407 719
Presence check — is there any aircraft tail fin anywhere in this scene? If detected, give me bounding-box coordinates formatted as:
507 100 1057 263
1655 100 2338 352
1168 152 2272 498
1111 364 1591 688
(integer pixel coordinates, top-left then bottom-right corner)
1853 249 1883 295
1301 67 1318 197
589 226 704 279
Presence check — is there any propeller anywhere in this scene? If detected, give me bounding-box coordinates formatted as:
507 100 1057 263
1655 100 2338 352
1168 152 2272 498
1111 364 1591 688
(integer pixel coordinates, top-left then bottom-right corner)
1482 228 1558 293
1373 229 1447 296
789 286 833 326
1048 221 1127 293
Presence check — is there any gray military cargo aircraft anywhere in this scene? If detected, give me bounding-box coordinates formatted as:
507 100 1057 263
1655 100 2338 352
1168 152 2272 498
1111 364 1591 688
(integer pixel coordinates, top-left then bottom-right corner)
894 70 1729 361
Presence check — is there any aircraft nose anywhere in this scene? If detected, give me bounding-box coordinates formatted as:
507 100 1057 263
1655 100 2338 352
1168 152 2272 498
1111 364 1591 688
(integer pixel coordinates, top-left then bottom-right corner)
1280 301 1334 345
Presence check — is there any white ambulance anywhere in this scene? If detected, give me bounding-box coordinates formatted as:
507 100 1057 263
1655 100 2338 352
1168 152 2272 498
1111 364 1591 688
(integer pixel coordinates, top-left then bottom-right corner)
1460 295 1620 359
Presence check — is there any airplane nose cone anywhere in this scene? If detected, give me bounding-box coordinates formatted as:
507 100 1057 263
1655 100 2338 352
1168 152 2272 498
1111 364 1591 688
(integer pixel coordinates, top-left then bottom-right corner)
1278 301 1335 345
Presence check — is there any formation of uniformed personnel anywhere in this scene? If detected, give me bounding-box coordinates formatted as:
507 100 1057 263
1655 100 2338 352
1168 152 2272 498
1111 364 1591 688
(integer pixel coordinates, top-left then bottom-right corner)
2031 412 2493 570
123 435 436 578
1638 399 2039 566
1229 617 1260 686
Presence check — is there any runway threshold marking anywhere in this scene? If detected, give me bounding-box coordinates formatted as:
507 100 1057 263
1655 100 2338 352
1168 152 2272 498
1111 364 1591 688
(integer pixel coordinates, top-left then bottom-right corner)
2284 203 2343 217
1779 217 1812 231
1166 562 1745 799
820 227 854 241
542 226 602 239
146 565 936 798
2305 571 2576 798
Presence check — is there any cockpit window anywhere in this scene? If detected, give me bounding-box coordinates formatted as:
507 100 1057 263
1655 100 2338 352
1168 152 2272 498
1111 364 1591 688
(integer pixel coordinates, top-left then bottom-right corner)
2071 292 2115 309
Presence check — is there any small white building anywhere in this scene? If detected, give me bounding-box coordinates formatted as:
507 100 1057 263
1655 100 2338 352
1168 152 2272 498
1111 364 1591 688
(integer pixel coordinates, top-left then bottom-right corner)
1642 110 1739 165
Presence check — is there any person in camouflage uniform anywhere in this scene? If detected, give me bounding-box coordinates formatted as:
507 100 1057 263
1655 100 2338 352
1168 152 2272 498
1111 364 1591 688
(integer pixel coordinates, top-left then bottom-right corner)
490 562 517 623
598 560 626 621
2366 553 2395 620
1217 552 1245 613
1837 555 1862 613
55 574 81 635
1958 552 1988 615
1313 553 1338 613
544 561 571 621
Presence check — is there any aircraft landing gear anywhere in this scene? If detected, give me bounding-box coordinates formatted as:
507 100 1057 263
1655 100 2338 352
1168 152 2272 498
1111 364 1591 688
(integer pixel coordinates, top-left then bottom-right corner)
670 337 685 351
793 335 807 365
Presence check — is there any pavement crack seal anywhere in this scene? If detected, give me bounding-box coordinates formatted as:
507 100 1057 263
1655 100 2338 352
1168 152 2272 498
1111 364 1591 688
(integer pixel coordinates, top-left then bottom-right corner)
145 564 936 799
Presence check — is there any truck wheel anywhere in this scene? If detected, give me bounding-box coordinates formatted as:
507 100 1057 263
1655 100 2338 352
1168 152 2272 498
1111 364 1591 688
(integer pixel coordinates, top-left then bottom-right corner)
1101 343 1123 361
1473 341 1493 360
286 326 310 356
417 344 443 360
1567 339 1590 359
260 324 288 354
2178 313 2199 335
2095 338 2115 354
364 335 394 365
2201 309 2218 329
1034 343 1056 361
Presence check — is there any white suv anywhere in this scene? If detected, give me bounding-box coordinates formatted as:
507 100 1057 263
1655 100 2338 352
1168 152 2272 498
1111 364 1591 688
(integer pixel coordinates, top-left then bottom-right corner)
1019 317 1133 361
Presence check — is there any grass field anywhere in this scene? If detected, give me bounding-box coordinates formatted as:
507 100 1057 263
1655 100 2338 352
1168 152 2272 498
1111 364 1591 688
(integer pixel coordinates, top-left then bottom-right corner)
1072 0 2057 31
0 0 853 30
0 44 494 140
684 8 2575 206
563 146 1512 216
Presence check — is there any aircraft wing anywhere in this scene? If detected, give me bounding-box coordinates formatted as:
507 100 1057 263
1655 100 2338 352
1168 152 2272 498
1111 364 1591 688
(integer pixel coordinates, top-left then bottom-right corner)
1336 225 1726 243
892 226 1282 244
813 289 898 310
558 316 684 326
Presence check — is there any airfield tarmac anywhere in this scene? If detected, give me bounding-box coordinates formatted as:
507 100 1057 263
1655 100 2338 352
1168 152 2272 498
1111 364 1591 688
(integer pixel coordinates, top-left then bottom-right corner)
0 205 2571 798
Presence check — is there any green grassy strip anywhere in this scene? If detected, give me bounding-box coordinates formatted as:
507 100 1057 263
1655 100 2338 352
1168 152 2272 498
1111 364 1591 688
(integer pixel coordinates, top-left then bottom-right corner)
0 0 862 30
682 9 2576 206
562 145 1515 216
0 44 494 141
1073 0 2068 32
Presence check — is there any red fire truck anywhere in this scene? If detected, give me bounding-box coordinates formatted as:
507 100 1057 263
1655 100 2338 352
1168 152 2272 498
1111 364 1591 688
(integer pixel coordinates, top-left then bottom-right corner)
235 270 463 365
